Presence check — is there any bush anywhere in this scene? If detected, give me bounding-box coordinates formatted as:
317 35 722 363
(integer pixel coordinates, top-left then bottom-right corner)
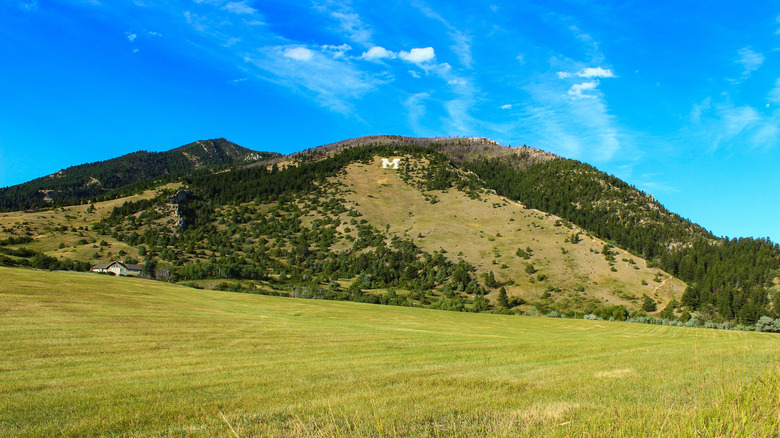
755 316 780 333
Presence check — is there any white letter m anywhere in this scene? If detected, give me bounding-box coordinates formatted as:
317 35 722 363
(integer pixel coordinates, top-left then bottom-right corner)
381 158 401 169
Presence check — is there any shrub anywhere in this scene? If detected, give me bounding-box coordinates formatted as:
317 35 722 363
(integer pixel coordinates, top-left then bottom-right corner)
755 316 780 333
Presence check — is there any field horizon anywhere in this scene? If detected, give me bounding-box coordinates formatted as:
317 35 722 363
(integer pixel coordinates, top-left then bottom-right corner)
1 266 777 437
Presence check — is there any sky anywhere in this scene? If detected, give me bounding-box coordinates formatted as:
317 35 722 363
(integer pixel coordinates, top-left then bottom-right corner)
1 0 779 243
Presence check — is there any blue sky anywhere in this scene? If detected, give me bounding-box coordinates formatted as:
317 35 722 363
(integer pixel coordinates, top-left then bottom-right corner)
1 0 779 242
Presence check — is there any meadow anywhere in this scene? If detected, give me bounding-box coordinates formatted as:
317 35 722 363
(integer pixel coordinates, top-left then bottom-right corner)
0 266 777 437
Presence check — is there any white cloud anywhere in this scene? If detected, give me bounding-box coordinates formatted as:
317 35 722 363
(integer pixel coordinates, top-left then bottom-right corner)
579 67 615 78
558 67 615 79
361 46 395 61
568 81 599 99
126 33 137 42
228 78 248 85
399 47 435 64
736 47 764 77
223 1 256 15
284 47 314 61
516 54 525 65
500 104 512 110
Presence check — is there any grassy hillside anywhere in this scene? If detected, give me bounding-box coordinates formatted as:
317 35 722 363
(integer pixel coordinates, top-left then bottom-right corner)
1 137 777 323
1 266 777 437
340 157 686 311
0 184 180 264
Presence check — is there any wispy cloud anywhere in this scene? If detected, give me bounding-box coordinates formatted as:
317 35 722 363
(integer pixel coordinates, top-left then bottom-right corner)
223 1 256 15
568 25 604 64
244 45 378 114
413 1 472 68
736 47 764 78
17 0 38 12
183 11 209 33
315 1 373 46
769 78 780 104
321 43 352 58
126 32 137 42
688 95 779 151
404 92 433 134
516 73 625 163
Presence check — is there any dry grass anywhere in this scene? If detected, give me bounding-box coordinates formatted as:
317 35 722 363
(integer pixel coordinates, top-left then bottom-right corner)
0 266 777 437
0 184 180 263
340 157 685 312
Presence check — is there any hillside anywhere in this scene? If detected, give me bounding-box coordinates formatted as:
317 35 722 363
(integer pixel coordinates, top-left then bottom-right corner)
1 267 777 436
340 157 685 312
0 136 778 324
0 138 279 211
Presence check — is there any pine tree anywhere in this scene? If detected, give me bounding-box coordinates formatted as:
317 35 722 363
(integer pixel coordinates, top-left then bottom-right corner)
498 287 509 309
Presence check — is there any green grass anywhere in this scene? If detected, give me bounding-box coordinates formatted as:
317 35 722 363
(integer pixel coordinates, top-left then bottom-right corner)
1 266 777 437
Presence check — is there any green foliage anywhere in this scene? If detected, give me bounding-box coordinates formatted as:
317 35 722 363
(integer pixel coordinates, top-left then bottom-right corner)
0 139 280 211
641 294 657 312
464 155 780 323
497 286 509 309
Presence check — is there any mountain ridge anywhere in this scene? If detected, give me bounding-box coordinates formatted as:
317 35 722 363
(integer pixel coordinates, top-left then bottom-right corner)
0 138 279 211
0 135 777 324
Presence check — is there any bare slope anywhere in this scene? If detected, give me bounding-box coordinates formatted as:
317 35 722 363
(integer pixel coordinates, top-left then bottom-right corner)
340 156 686 312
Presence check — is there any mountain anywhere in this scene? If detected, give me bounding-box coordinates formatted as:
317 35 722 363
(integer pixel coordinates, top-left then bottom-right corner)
0 138 280 211
0 136 777 326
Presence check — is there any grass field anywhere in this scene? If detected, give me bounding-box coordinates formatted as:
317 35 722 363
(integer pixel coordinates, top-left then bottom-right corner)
1 266 778 437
